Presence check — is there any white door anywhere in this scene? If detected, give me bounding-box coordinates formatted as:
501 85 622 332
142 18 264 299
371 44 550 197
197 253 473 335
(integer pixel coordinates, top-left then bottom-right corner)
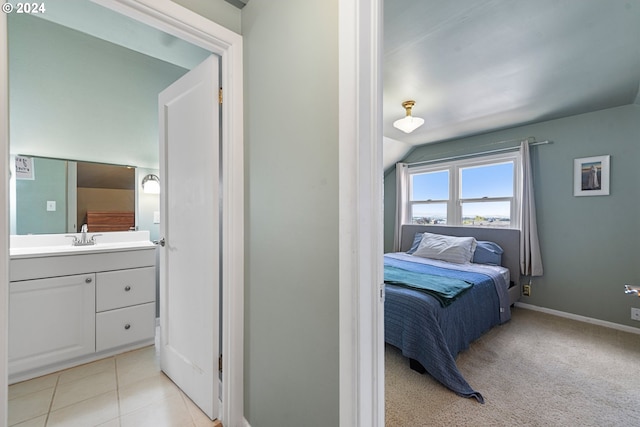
158 55 220 419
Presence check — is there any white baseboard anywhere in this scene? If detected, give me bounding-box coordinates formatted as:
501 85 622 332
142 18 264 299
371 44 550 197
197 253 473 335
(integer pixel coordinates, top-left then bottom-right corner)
243 417 251 427
515 302 640 335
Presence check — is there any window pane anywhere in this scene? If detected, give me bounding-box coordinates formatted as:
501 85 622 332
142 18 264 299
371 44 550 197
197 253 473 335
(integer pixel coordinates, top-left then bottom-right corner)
461 162 513 199
462 202 511 227
411 203 447 225
411 170 449 201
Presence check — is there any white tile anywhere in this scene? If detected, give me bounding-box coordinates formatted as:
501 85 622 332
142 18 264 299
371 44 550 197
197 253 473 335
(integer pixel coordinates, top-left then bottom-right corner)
9 415 47 427
8 373 58 400
181 392 217 426
58 357 116 385
7 387 54 426
116 347 161 387
118 374 181 416
120 394 194 427
46 391 119 427
52 370 117 411
96 418 121 427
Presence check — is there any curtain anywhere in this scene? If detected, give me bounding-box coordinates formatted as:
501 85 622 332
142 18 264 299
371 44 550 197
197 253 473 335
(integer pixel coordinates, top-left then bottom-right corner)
393 162 409 251
520 141 544 276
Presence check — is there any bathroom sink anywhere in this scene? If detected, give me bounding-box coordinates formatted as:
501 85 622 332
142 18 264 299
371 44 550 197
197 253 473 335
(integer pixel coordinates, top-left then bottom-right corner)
10 231 155 258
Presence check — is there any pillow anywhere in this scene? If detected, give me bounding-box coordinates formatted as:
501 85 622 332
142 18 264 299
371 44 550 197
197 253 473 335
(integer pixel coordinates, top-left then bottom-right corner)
406 232 424 254
412 232 477 264
472 241 504 265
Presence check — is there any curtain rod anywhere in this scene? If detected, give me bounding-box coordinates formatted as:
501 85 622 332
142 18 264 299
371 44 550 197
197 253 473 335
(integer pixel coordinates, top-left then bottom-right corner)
406 140 551 168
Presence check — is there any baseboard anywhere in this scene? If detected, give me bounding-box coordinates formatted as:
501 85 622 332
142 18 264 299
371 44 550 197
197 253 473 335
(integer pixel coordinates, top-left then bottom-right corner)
243 417 251 427
515 302 640 335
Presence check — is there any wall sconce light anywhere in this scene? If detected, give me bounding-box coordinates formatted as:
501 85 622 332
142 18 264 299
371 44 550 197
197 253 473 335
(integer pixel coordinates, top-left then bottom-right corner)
393 100 424 134
141 174 160 194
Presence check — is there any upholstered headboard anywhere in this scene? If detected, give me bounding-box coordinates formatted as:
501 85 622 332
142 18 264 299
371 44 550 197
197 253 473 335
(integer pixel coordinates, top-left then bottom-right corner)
399 224 521 285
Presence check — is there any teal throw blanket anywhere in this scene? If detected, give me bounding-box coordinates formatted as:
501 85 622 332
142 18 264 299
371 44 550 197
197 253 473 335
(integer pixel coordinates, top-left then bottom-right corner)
384 265 473 307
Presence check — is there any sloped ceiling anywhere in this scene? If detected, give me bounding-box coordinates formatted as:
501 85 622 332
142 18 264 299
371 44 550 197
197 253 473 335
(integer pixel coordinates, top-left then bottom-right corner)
383 0 640 170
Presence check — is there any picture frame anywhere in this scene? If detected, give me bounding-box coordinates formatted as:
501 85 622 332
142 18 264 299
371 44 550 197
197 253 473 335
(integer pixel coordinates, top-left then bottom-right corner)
574 155 610 196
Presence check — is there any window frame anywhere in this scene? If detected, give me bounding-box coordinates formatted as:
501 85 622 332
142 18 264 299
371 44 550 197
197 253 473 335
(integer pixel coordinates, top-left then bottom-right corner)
405 151 522 228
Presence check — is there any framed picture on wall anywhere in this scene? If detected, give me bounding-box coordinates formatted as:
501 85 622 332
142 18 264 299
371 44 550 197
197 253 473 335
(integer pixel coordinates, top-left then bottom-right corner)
573 155 610 196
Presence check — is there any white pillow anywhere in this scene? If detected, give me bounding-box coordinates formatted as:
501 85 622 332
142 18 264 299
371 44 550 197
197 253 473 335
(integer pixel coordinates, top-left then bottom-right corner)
412 232 477 264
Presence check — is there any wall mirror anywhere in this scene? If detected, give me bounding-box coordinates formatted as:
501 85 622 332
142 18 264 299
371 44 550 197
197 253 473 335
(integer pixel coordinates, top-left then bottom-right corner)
11 156 135 235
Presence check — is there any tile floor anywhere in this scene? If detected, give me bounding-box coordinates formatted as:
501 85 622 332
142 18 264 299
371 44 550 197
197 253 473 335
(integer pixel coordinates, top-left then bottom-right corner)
8 344 218 427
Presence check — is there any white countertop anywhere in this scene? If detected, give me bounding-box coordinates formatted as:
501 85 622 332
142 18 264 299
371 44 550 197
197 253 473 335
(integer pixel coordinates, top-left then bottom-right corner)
10 231 156 259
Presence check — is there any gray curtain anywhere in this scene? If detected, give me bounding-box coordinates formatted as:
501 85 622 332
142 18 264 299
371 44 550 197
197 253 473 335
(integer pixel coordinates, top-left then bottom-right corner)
520 141 543 276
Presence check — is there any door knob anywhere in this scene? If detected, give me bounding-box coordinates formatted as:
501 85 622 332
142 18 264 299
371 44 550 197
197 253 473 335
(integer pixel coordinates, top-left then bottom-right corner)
159 238 166 247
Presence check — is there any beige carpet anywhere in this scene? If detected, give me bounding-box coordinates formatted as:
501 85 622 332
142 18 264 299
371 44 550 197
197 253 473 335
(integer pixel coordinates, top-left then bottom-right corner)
385 306 640 426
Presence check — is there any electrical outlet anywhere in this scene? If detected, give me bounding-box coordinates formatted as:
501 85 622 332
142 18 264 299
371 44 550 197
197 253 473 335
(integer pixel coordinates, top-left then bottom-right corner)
522 284 531 297
631 308 640 321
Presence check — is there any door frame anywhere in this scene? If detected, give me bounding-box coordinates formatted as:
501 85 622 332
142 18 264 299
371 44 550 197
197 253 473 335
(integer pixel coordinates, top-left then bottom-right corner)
338 0 384 426
0 0 244 425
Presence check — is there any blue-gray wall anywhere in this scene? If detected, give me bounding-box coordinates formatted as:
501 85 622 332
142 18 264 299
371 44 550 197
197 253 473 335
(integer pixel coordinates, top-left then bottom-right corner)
384 104 640 329
242 1 339 426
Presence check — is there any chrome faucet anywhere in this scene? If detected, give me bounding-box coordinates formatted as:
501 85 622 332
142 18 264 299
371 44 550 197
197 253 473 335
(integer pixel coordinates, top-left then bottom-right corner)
81 224 88 243
65 224 101 246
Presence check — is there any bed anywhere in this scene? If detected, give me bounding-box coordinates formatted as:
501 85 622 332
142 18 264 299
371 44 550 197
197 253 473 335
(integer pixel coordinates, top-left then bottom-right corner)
385 224 521 403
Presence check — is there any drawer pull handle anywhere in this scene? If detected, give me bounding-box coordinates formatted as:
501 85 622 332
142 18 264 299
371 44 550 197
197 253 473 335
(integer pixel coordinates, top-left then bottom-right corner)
124 324 131 330
124 285 131 292
85 277 93 283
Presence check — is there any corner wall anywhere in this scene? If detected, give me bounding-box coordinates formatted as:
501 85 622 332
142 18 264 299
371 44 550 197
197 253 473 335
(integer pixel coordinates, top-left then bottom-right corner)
384 105 640 329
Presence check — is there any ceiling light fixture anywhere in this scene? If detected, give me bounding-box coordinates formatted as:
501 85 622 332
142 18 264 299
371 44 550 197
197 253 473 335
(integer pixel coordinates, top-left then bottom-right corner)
141 174 160 194
393 100 424 134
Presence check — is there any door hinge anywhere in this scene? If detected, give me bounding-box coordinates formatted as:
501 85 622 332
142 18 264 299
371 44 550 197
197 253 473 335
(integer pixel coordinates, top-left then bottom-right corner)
380 283 385 302
218 88 223 104
218 354 223 373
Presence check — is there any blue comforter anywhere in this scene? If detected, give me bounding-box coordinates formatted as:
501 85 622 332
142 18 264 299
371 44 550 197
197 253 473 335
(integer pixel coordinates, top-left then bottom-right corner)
384 253 510 403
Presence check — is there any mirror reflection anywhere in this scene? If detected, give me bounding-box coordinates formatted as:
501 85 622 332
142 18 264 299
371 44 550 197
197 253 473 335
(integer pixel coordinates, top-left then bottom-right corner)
12 156 135 235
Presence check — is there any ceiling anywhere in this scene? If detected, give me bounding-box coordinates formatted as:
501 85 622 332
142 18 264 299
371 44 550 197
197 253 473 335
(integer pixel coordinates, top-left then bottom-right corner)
383 0 640 169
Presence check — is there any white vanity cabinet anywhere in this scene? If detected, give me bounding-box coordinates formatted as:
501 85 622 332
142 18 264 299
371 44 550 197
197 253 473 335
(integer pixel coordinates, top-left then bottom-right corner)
9 237 156 383
9 273 96 376
95 267 156 352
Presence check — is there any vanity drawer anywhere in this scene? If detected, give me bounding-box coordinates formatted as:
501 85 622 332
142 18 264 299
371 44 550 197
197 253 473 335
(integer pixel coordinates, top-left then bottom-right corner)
96 302 155 352
96 267 155 312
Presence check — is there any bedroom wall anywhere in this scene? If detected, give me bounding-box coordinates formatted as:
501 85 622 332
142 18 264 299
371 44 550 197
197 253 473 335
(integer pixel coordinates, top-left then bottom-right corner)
242 1 340 426
384 104 640 330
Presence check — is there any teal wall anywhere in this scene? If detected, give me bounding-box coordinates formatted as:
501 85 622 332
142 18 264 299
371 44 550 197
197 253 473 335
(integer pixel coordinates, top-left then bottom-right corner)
243 1 339 426
8 14 185 236
8 13 188 169
15 157 67 234
384 104 640 329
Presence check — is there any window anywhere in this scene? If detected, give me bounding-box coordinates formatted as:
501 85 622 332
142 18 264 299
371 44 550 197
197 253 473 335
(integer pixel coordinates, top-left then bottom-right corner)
405 152 521 228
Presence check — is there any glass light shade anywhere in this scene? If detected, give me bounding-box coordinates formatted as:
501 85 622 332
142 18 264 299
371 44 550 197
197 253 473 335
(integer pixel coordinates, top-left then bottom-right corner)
393 115 424 133
142 174 160 194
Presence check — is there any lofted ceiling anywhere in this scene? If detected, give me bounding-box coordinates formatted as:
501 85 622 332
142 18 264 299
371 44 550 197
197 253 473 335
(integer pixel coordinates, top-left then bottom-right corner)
383 0 640 170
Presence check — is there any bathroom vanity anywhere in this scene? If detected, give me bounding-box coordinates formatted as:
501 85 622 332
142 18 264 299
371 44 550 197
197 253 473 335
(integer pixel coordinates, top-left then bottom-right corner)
9 231 157 383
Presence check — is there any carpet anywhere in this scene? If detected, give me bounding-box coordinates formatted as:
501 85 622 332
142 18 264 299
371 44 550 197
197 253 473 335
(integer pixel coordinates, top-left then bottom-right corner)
385 307 640 426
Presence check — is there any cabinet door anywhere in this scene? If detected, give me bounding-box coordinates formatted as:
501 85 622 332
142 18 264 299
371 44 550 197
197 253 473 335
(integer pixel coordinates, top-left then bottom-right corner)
9 274 96 376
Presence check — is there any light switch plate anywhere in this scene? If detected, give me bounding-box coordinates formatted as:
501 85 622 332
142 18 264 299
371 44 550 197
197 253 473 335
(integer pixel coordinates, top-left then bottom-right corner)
153 211 160 224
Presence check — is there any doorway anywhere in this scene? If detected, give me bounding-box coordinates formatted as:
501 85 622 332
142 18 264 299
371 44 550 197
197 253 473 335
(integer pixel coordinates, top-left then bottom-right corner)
0 2 244 426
